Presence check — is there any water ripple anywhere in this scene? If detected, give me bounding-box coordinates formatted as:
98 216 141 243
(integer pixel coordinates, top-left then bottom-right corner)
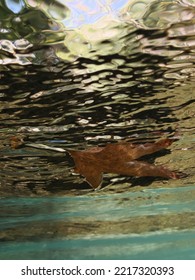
0 0 194 195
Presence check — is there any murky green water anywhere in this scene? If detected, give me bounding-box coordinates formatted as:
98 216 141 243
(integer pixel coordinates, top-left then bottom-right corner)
0 0 195 259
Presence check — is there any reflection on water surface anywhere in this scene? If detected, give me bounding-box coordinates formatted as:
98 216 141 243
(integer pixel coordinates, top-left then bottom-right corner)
0 0 195 259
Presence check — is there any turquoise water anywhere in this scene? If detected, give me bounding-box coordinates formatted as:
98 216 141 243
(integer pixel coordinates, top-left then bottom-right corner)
1 230 195 260
1 185 195 259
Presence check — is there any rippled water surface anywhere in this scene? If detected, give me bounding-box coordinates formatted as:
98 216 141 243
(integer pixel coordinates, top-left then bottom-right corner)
0 0 195 259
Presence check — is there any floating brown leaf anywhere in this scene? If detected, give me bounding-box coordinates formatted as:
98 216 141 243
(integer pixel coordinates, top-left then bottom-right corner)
10 135 25 149
68 138 181 189
10 135 184 189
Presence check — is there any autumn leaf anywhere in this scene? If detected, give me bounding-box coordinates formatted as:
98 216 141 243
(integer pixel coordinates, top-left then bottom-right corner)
68 139 182 189
10 135 25 149
10 135 184 190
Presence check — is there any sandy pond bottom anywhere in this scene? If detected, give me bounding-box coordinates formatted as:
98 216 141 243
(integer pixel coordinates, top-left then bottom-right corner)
0 185 195 260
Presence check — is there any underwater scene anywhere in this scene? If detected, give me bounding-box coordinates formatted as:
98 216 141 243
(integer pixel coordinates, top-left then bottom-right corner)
0 0 195 259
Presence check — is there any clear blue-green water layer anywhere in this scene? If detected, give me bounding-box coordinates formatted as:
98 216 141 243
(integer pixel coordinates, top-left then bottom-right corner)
1 229 195 260
0 0 195 259
1 185 195 259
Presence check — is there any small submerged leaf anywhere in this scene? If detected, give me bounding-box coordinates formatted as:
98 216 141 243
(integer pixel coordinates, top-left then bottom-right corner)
10 135 25 149
68 138 182 189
